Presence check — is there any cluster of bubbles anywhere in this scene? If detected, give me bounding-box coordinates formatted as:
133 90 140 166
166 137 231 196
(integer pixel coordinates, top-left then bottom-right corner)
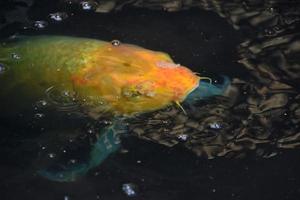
32 99 49 121
31 0 99 30
33 21 48 29
177 134 188 141
49 12 69 22
31 12 68 30
122 183 138 197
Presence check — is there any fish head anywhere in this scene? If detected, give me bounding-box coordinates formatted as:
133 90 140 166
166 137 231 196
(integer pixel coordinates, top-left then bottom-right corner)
72 41 200 116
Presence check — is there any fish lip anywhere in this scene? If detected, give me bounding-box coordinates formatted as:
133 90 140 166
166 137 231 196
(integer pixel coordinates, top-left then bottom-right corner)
179 79 200 102
187 80 200 95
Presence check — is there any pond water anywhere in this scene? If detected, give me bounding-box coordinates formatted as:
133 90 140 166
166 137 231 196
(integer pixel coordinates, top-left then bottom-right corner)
0 0 300 200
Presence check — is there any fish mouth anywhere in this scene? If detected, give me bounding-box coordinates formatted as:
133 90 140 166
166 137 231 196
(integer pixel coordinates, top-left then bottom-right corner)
182 80 200 101
189 80 200 93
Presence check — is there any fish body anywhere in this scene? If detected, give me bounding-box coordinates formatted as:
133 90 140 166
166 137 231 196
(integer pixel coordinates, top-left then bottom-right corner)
0 36 229 181
0 36 199 118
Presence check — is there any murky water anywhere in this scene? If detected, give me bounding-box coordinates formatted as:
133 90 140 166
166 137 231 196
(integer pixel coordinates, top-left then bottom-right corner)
0 0 300 199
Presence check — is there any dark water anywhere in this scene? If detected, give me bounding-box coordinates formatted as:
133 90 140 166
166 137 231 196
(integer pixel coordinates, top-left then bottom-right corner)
1 0 300 199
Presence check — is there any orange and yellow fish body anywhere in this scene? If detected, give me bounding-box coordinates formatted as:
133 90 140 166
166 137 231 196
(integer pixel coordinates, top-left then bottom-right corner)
0 36 199 118
0 36 229 182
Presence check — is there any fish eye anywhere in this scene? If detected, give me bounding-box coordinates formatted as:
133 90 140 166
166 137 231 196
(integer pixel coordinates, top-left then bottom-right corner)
111 40 121 46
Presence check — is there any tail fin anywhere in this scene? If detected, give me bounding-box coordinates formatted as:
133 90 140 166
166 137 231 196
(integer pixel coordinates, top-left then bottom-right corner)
38 123 123 182
185 76 231 103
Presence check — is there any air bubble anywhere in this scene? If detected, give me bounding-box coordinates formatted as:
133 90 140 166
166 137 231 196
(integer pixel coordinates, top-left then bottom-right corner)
69 159 77 164
62 90 71 97
48 153 56 158
49 12 68 21
266 7 277 14
34 113 45 119
80 1 93 10
264 28 276 36
11 53 21 60
34 21 48 29
209 122 222 129
0 64 7 74
122 183 138 197
162 120 169 124
101 120 112 125
120 149 129 154
178 134 188 141
87 129 94 134
111 40 121 46
35 100 48 108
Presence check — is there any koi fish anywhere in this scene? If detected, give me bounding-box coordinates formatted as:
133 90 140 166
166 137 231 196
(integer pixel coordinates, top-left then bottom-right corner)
0 36 230 181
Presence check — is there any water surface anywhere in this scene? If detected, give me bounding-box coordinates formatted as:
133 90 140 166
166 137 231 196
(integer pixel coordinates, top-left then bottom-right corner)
0 0 300 200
